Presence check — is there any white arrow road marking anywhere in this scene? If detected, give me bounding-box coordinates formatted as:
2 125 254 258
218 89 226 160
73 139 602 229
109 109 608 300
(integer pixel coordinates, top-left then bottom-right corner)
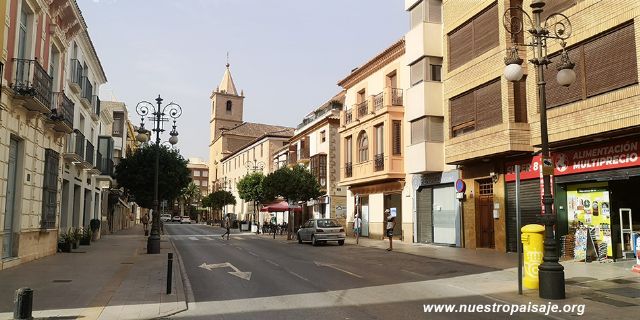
189 236 199 241
314 261 362 278
199 262 252 280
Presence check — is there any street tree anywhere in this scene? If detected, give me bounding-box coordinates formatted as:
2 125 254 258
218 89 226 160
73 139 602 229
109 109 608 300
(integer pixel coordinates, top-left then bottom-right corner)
237 172 265 225
179 182 201 219
114 144 191 209
205 190 236 221
261 165 322 238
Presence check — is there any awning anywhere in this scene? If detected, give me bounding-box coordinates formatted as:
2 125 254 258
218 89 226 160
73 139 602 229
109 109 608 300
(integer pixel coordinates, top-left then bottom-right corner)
260 201 302 213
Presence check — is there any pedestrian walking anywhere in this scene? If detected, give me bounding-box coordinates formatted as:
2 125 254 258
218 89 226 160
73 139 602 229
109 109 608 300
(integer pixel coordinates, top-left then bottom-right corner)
271 215 277 239
141 213 150 234
385 209 395 251
354 213 362 245
221 213 231 240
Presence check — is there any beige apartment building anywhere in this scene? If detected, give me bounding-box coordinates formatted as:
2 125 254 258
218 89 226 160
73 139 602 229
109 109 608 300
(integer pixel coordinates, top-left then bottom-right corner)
187 158 209 197
444 0 640 256
338 39 409 241
288 92 347 226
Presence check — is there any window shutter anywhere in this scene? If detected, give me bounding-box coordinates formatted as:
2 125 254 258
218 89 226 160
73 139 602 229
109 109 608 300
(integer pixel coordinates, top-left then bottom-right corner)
411 118 426 144
541 0 576 20
544 46 584 108
473 3 499 57
41 149 59 229
392 121 402 155
450 91 475 127
428 0 442 23
584 22 638 97
513 76 528 123
475 79 502 130
448 23 473 71
410 58 426 86
428 117 445 142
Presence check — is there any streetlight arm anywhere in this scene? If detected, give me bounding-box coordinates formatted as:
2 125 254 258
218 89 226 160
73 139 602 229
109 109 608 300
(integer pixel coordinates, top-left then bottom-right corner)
135 100 157 117
162 102 183 119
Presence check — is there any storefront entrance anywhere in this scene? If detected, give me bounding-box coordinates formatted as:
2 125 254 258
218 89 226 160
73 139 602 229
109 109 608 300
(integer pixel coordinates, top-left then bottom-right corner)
384 193 402 238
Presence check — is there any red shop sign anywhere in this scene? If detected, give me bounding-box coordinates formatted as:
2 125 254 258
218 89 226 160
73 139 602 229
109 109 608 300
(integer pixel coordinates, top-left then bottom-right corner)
552 139 639 176
504 138 640 182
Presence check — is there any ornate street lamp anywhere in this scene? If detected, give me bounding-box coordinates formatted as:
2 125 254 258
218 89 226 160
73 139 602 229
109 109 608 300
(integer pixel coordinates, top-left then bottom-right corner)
245 159 265 173
136 95 182 254
502 1 575 299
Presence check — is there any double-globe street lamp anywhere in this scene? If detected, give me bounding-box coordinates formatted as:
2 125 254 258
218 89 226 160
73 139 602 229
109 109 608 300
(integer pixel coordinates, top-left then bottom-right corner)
502 1 576 299
245 159 265 230
136 95 182 254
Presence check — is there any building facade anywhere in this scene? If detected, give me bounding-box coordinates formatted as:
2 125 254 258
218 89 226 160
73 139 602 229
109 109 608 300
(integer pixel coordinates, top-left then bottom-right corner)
187 158 209 197
288 92 347 225
338 39 409 241
444 0 640 256
0 0 106 269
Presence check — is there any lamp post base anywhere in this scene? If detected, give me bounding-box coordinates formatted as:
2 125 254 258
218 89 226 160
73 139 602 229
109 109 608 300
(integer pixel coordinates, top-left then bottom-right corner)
539 268 566 299
147 235 161 254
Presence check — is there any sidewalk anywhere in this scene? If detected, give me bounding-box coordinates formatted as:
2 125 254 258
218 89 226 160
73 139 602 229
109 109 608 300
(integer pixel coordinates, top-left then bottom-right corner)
0 224 187 320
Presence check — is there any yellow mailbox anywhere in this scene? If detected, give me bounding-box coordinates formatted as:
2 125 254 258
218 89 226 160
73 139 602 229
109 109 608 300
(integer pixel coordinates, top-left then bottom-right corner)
521 224 545 289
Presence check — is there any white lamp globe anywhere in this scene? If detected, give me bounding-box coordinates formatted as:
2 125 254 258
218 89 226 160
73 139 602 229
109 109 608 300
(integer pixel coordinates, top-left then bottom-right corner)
169 135 179 145
136 131 149 143
504 63 524 82
557 68 576 87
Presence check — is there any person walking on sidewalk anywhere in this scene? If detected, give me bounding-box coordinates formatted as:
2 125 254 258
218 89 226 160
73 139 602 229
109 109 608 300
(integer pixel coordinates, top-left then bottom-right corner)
354 213 362 245
141 213 150 234
221 213 231 240
385 209 395 251
270 215 277 239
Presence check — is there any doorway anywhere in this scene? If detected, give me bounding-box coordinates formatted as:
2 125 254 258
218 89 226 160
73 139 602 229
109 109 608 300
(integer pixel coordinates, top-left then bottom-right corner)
384 193 402 237
476 179 495 248
2 138 20 259
358 195 369 237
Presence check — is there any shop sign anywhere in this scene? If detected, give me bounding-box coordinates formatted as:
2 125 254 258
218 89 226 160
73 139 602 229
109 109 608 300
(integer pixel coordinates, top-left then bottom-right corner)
553 140 639 175
505 139 640 181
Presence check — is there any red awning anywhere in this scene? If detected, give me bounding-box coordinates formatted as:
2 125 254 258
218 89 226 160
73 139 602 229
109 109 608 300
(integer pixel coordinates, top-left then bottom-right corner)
260 201 302 213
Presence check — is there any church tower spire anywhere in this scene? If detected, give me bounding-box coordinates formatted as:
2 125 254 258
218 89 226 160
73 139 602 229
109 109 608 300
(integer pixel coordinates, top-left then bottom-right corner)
217 63 238 95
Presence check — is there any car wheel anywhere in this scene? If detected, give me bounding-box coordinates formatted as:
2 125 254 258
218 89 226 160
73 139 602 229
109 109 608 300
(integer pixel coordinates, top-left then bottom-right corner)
312 235 318 246
338 240 345 246
297 232 302 244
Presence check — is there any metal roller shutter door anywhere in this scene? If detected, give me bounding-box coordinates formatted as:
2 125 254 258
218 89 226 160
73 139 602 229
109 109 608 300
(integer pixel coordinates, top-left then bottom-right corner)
416 187 433 243
506 180 540 252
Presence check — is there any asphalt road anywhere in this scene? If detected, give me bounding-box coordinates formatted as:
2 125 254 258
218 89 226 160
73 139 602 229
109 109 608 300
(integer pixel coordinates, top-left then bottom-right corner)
166 223 550 320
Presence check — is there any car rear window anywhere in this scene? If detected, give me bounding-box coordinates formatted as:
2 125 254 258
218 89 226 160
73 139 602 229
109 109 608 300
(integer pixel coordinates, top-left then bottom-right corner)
317 219 340 228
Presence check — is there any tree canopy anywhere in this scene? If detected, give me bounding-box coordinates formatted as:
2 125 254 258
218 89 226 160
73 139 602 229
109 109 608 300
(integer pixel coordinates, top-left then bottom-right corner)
237 172 265 204
202 190 236 212
261 165 322 203
114 144 191 208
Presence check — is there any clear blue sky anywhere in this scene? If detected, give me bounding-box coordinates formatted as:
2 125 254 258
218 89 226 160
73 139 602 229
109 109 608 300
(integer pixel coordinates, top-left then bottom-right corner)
80 0 407 160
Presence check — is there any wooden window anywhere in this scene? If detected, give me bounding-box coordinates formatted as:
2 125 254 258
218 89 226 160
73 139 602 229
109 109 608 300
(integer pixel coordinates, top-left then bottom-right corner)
430 64 442 82
411 116 444 143
226 100 232 111
375 124 384 155
392 120 402 155
544 21 638 109
478 179 493 195
311 154 328 188
320 130 326 143
410 118 426 144
450 78 502 137
513 76 528 123
448 2 498 71
358 131 368 163
41 149 59 229
345 135 353 163
357 89 366 103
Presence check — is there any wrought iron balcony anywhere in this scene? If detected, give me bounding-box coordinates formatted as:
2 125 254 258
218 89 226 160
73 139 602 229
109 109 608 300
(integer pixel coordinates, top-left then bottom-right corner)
11 58 53 113
85 140 95 166
373 92 383 111
70 59 83 93
357 100 369 118
93 95 101 115
96 151 115 177
344 109 353 125
81 77 93 109
64 130 85 163
374 153 385 171
50 92 74 133
391 88 403 106
345 162 352 178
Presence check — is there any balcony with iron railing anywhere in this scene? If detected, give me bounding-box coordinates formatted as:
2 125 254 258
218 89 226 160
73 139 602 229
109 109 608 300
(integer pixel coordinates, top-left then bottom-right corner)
374 153 385 171
70 59 83 94
344 162 352 178
11 58 53 114
64 130 85 163
50 92 74 133
95 151 115 180
356 100 369 119
80 76 93 109
373 92 383 111
90 95 101 121
343 109 353 125
85 140 95 166
391 88 403 106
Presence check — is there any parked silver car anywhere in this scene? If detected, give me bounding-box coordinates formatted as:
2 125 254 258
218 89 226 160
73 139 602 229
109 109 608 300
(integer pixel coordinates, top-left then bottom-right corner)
297 219 345 246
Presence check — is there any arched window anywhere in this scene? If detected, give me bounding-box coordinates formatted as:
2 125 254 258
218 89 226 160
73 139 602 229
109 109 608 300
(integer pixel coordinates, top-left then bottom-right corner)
226 100 232 111
358 131 368 162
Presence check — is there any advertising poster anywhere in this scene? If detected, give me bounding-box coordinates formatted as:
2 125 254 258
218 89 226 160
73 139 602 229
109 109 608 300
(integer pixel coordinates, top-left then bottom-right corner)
566 183 612 257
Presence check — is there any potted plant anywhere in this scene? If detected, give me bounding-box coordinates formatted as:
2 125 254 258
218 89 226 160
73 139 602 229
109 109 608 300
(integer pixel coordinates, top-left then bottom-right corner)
70 227 81 249
80 227 92 246
58 232 73 253
90 219 101 241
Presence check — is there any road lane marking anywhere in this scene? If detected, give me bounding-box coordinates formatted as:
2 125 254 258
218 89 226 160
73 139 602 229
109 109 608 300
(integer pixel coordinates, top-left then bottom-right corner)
189 237 199 241
203 236 214 240
314 261 363 278
288 270 309 282
199 262 252 280
265 259 280 267
401 269 425 278
247 251 258 257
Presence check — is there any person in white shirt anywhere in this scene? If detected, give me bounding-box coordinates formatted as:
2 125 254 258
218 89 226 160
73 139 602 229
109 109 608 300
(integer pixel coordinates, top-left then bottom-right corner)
353 214 362 244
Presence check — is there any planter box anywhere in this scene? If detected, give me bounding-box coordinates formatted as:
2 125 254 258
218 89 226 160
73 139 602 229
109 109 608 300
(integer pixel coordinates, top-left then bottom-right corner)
58 242 72 253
